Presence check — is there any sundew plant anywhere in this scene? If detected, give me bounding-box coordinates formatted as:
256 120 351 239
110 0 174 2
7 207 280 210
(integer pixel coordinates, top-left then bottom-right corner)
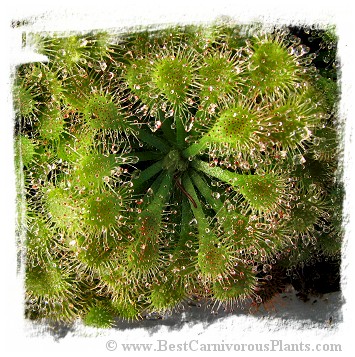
14 23 343 328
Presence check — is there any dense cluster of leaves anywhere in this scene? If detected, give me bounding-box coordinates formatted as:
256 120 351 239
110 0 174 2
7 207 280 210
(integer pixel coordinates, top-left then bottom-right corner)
14 23 342 328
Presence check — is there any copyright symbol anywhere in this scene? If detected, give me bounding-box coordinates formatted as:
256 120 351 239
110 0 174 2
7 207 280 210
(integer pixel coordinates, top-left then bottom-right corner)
106 340 117 351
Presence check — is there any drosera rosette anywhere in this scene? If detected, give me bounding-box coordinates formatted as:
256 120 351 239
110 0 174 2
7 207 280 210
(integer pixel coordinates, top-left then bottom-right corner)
111 293 142 321
195 44 247 119
308 125 340 163
190 159 291 218
14 22 342 325
82 91 135 140
37 103 67 144
123 29 201 129
183 99 273 159
13 69 42 127
244 27 314 99
266 88 326 153
30 31 115 74
285 183 332 247
14 134 37 169
23 211 62 270
148 276 186 314
25 254 84 322
57 68 138 144
83 302 115 329
23 207 94 322
41 182 86 236
211 262 258 311
214 202 290 263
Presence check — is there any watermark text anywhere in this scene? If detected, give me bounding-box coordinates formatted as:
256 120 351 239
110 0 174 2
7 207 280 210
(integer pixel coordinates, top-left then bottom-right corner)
106 339 342 352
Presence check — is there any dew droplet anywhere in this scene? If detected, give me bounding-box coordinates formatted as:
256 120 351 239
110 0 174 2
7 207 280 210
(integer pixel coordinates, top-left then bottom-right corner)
185 240 193 248
212 192 221 199
263 264 272 273
165 109 174 118
189 218 197 225
147 120 162 132
323 225 330 233
264 239 273 247
292 154 306 165
149 92 159 99
296 202 305 210
302 234 311 246
184 117 194 132
131 169 141 179
99 61 107 71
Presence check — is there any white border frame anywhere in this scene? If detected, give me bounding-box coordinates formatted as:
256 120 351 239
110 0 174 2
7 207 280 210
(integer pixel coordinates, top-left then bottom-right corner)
1 1 353 355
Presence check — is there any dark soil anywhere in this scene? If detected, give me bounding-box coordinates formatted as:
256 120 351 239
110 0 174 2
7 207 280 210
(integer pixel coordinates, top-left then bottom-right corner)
256 253 341 305
290 255 341 301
